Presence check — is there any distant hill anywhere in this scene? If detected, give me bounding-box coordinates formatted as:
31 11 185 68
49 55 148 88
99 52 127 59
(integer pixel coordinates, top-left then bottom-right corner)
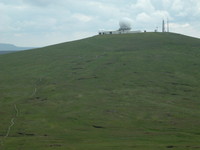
0 33 200 149
0 51 16 55
0 43 35 51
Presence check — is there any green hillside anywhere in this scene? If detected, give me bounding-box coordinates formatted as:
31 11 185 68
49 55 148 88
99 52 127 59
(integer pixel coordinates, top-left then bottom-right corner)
0 33 200 150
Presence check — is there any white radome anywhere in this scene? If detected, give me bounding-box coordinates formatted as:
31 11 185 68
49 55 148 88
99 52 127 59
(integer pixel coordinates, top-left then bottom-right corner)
119 18 132 31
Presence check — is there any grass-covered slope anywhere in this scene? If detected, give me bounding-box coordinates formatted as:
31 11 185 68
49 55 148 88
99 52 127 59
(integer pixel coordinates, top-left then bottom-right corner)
0 33 200 150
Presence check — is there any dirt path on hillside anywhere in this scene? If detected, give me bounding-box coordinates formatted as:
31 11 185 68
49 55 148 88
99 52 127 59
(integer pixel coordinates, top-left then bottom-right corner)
1 79 39 148
0 104 19 147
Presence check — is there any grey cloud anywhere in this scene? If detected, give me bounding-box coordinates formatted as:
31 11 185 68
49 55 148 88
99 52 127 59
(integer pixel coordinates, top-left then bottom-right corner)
22 0 56 6
1 0 200 47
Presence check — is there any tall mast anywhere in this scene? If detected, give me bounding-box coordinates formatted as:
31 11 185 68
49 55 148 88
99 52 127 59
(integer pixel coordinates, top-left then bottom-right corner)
167 18 169 32
162 20 165 32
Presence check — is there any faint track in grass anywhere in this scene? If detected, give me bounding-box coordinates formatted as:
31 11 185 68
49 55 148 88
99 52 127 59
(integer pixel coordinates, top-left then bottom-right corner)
14 104 19 117
31 88 37 97
0 104 19 147
31 77 42 97
1 78 41 148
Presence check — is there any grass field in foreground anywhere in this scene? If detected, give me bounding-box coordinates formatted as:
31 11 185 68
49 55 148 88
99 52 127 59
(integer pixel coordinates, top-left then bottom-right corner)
0 33 200 149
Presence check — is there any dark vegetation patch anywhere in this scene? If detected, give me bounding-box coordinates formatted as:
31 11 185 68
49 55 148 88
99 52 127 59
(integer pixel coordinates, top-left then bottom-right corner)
29 97 48 102
17 132 35 136
166 145 176 148
92 125 105 129
171 93 178 96
77 75 98 80
49 144 62 147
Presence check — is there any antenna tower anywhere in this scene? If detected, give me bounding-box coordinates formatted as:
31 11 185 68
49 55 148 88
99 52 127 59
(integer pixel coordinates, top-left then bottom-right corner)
162 20 165 32
167 18 169 32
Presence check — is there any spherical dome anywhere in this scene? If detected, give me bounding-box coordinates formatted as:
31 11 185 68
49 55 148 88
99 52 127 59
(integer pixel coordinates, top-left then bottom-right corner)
119 18 132 31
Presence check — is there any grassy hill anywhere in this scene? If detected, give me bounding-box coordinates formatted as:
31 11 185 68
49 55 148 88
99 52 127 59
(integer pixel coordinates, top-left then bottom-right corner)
0 33 200 150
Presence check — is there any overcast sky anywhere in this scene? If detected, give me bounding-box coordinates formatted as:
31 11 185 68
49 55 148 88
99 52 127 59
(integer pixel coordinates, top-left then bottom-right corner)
1 0 200 47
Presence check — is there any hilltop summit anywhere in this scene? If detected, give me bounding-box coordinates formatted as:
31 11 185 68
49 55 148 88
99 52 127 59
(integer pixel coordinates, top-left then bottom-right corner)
0 33 200 150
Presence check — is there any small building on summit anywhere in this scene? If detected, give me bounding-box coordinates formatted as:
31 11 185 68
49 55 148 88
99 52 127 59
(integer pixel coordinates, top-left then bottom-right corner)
99 19 141 35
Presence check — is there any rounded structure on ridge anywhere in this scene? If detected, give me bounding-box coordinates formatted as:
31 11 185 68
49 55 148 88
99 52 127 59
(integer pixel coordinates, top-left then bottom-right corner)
119 18 132 31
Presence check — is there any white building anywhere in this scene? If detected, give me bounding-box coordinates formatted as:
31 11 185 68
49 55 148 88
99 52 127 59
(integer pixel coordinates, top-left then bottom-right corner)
99 30 141 35
99 19 141 35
